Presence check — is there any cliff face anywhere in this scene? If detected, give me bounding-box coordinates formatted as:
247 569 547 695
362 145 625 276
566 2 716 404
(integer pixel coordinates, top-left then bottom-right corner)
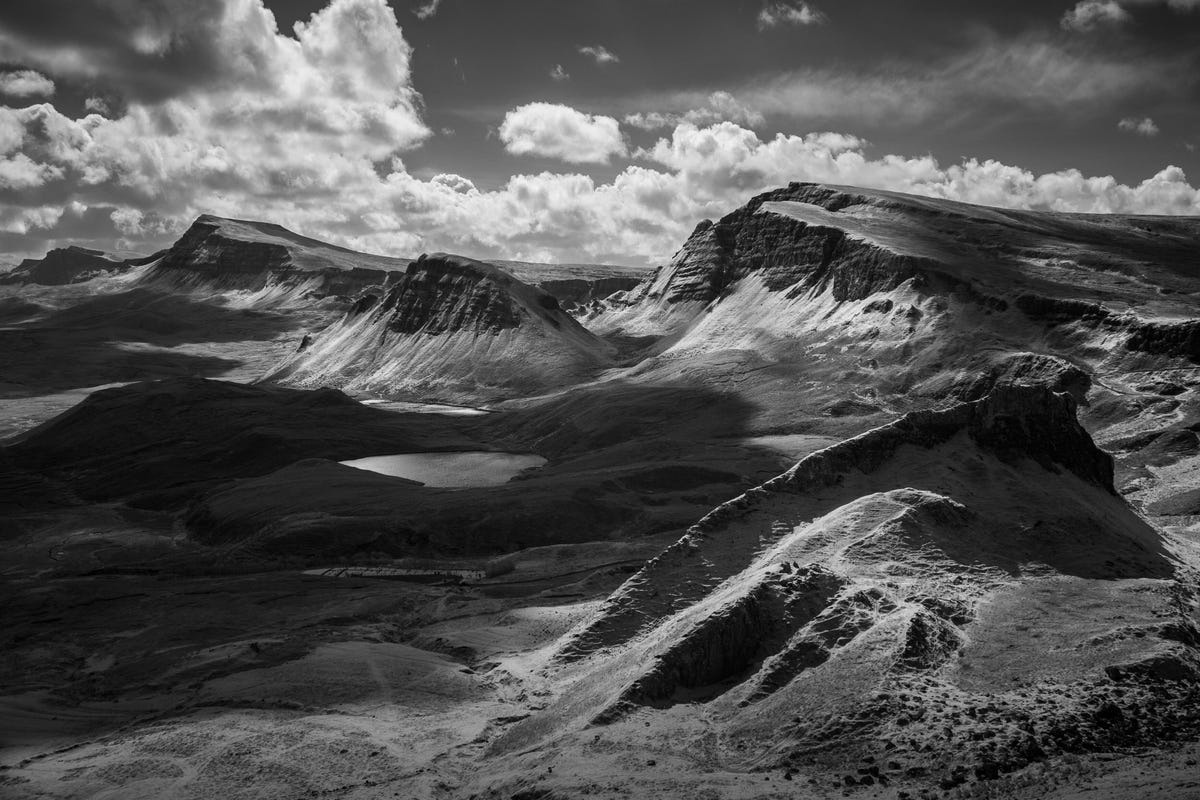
598 181 1200 339
266 253 614 402
591 184 949 337
142 215 645 312
582 182 1200 464
142 215 411 305
378 256 527 335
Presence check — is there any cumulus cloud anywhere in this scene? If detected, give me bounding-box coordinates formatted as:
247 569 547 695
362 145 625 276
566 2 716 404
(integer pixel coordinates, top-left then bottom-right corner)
550 64 570 82
578 45 619 64
359 122 1200 265
0 0 429 253
1118 116 1160 135
83 97 111 115
625 91 765 131
1061 0 1131 30
1062 0 1200 30
499 103 627 164
757 2 825 29
0 70 55 97
413 0 443 18
2 2 1199 268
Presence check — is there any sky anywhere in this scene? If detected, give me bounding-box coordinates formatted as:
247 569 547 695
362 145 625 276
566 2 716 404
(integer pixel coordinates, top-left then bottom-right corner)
0 0 1198 265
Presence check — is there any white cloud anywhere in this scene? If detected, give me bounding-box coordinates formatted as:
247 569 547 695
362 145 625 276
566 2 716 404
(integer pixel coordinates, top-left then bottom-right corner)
0 70 56 97
757 2 826 29
414 0 442 19
550 64 570 81
83 97 111 116
625 91 765 131
1062 0 1200 30
1061 0 1131 30
2 3 1199 268
680 34 1188 126
430 173 475 193
1118 116 1160 136
0 152 63 189
0 0 428 196
498 103 626 164
578 45 619 64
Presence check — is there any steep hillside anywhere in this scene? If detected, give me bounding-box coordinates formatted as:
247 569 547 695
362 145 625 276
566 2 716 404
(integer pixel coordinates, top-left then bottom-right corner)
140 215 412 307
266 253 615 402
592 183 1200 396
588 182 1200 507
486 384 1200 796
140 214 643 311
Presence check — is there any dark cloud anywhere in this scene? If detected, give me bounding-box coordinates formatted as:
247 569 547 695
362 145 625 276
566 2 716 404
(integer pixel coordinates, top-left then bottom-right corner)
0 0 263 102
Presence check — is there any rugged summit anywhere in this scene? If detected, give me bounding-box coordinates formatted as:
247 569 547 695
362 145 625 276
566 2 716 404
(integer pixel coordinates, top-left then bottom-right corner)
141 215 646 311
266 253 614 401
599 182 1200 336
585 182 1200 468
142 215 412 306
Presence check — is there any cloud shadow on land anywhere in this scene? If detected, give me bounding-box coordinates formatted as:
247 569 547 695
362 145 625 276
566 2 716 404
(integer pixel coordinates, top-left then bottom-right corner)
181 381 775 561
0 288 305 395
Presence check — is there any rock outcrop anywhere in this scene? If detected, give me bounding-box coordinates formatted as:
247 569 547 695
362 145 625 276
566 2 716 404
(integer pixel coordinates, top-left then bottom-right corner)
266 253 614 402
141 215 412 305
140 215 643 312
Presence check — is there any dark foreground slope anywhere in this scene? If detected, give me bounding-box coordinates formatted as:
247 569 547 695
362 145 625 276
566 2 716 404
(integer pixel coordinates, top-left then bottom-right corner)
2 377 481 510
0 246 145 286
3 376 790 560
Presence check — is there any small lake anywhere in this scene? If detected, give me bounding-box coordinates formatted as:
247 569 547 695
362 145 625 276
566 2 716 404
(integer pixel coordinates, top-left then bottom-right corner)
357 398 490 416
339 452 546 487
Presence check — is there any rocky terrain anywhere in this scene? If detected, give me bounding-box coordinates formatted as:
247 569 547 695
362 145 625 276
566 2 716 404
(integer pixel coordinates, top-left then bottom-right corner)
1 183 1199 799
266 253 617 402
493 385 1198 795
144 215 645 314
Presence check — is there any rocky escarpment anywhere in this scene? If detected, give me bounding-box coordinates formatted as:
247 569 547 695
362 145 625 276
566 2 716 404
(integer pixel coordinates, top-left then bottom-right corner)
558 383 1124 663
594 183 957 336
141 215 411 304
378 255 530 335
594 182 1200 362
139 215 645 313
695 382 1116 531
1015 294 1200 364
266 253 613 402
953 352 1092 402
1 246 139 285
531 276 644 312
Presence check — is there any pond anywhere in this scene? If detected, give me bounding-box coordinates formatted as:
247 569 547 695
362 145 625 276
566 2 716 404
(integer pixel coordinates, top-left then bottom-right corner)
338 451 546 487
